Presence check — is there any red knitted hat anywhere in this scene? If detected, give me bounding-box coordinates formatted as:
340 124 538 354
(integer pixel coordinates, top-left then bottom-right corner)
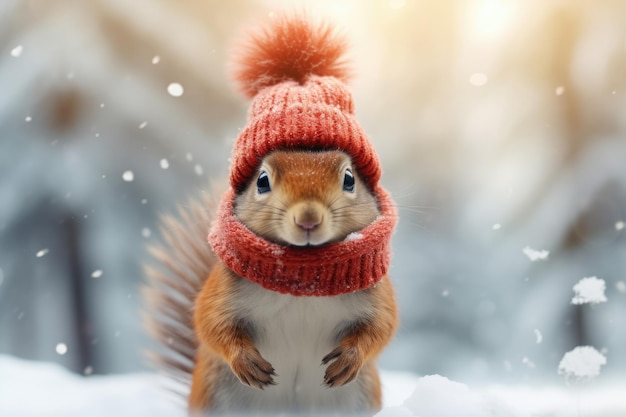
209 14 396 296
228 14 381 191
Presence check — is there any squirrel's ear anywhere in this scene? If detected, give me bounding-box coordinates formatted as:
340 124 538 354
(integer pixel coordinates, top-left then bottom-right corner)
230 13 351 99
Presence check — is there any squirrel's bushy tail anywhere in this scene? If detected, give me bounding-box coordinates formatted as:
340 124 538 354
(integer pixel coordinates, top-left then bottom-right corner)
143 190 219 395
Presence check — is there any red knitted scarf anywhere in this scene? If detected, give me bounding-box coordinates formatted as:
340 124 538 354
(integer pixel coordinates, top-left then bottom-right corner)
209 186 397 296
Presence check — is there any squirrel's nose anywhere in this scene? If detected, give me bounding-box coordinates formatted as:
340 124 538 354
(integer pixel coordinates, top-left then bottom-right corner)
294 206 322 230
295 218 321 230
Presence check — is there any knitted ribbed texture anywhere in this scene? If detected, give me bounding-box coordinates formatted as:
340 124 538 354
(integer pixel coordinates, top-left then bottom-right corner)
209 186 397 296
229 76 381 192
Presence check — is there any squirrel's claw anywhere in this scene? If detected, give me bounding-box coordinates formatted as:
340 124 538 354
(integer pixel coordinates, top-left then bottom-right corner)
231 347 277 389
322 345 362 387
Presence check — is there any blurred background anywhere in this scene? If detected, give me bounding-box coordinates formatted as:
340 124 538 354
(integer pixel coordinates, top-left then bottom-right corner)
1 0 625 387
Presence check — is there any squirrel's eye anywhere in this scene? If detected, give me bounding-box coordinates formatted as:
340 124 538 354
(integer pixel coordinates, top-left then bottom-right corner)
257 171 271 194
343 169 355 192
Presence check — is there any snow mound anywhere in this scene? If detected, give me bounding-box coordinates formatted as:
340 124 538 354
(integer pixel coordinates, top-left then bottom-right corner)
404 375 485 417
571 276 607 305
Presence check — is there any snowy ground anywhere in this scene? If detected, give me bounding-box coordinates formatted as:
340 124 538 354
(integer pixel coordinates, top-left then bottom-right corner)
1 355 625 417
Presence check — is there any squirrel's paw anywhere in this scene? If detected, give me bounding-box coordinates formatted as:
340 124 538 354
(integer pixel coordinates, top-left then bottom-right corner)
231 347 276 389
321 345 362 387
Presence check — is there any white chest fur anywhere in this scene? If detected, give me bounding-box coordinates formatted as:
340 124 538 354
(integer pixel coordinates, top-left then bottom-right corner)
213 279 375 412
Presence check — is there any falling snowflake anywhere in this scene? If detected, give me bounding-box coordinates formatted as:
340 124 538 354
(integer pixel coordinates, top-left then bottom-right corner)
160 158 169 169
138 121 148 129
56 343 68 355
534 329 543 344
492 223 501 230
616 221 625 231
571 276 607 305
522 246 549 261
167 83 184 97
142 228 152 238
36 249 49 258
555 86 565 96
152 55 160 64
522 356 536 368
11 45 23 57
558 346 606 379
122 171 134 182
91 270 103 279
194 164 204 176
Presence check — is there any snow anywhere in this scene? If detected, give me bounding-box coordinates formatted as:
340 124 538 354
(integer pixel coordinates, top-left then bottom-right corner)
138 121 148 129
616 281 626 293
345 232 364 241
152 55 160 64
55 343 68 355
91 269 103 278
0 355 181 417
404 375 483 417
122 170 134 182
571 276 607 305
167 82 184 97
615 220 624 230
492 223 501 230
142 228 152 238
521 356 536 369
1 355 625 417
160 158 169 169
35 248 49 258
558 346 607 379
194 164 204 175
555 86 565 95
533 328 542 344
522 246 549 261
10 45 22 57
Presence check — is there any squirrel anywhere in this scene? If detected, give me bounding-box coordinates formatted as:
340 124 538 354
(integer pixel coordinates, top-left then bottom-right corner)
144 14 399 415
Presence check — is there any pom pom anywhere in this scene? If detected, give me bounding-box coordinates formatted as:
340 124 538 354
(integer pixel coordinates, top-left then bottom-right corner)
231 14 351 98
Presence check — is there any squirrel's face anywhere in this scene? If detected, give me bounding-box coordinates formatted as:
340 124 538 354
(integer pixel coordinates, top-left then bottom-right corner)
235 150 379 247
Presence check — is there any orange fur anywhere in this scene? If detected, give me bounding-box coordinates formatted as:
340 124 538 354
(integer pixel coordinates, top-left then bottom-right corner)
322 276 398 389
231 14 351 98
190 259 397 413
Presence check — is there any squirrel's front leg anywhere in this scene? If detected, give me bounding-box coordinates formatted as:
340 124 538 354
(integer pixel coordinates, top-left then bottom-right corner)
322 275 398 387
194 263 276 389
